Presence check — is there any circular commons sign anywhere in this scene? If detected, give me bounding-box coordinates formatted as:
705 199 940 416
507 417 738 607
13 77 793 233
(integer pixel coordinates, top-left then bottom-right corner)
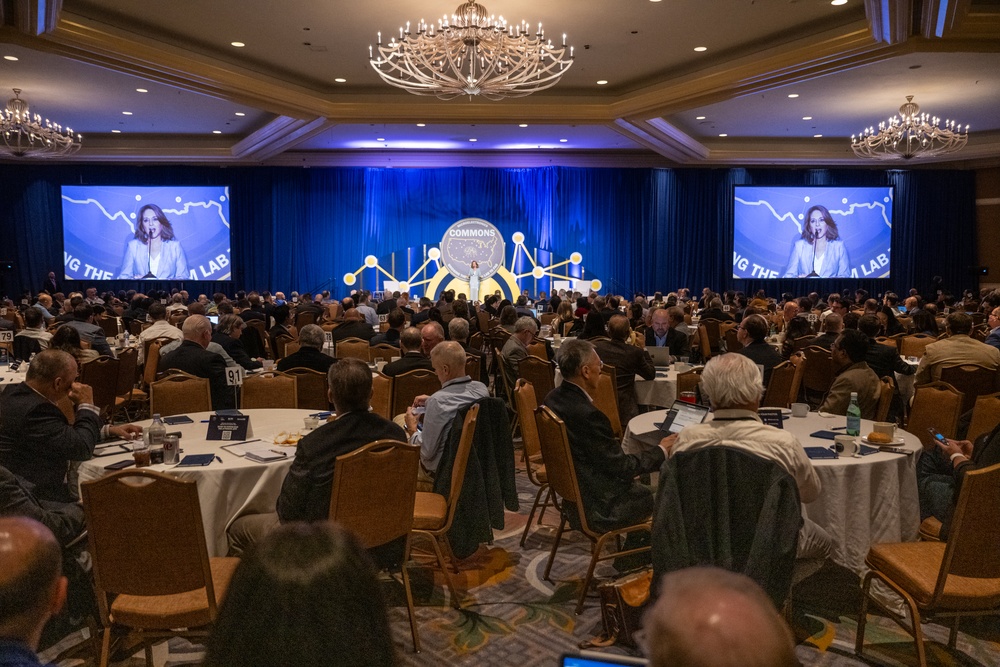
439 218 505 281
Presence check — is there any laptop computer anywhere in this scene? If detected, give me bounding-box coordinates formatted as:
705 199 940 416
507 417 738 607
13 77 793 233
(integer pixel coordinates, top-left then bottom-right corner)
646 345 672 368
654 400 711 435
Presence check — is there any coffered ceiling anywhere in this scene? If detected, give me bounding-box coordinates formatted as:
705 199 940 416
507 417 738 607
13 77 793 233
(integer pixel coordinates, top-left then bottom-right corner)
0 0 998 167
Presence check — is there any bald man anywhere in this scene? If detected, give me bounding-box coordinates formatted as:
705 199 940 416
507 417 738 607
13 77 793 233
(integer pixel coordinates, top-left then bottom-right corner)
644 567 798 667
330 308 375 342
0 517 67 663
158 315 235 410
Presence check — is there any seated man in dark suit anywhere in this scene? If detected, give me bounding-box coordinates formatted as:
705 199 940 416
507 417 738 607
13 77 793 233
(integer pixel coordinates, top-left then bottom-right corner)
645 307 690 358
159 315 235 411
544 339 667 540
594 315 655 426
369 308 405 348
331 308 375 343
0 466 85 548
0 350 141 503
858 314 915 381
277 324 335 375
267 304 294 356
811 313 842 350
62 304 112 356
227 358 405 560
382 327 433 377
737 314 784 387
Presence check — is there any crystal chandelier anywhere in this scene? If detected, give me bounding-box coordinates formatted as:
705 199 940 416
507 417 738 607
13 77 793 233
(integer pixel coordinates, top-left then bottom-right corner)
0 89 82 157
369 0 574 101
851 96 967 160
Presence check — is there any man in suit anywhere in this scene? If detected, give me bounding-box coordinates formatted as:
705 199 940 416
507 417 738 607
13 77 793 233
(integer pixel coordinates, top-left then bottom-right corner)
382 327 433 377
331 308 375 343
500 317 537 389
985 307 1000 350
62 304 112 356
449 316 487 385
811 313 842 350
544 338 667 535
40 271 60 296
645 308 690 358
277 324 335 375
410 298 433 326
594 314 655 426
736 314 784 388
0 350 141 502
159 315 235 411
420 321 446 356
915 311 1000 384
820 329 881 419
858 314 914 380
369 308 404 348
375 290 399 315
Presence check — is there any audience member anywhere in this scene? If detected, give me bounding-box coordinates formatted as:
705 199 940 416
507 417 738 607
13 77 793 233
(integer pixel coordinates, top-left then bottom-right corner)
820 329 880 419
276 324 334 374
31 295 55 325
811 313 842 349
62 305 111 357
331 308 375 342
159 315 235 411
915 311 1000 384
645 308 690 358
419 321 446 357
500 317 538 386
212 315 263 371
594 315 655 425
449 317 487 384
14 309 52 354
48 326 98 366
736 314 784 387
857 314 914 380
136 302 183 364
370 309 405 348
382 327 433 377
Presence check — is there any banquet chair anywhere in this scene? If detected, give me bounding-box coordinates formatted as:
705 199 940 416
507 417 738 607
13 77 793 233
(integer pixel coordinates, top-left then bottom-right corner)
476 310 490 335
294 310 318 330
142 336 174 369
723 327 743 354
241 372 297 409
168 311 187 328
150 372 212 416
907 382 964 447
801 345 834 408
283 367 330 411
535 405 652 614
527 339 549 361
80 355 120 422
762 360 797 409
391 369 440 418
939 364 998 416
594 366 623 440
371 372 393 419
245 320 272 359
900 334 936 359
875 336 899 351
412 404 480 610
469 331 484 353
791 335 816 353
335 337 370 361
98 316 120 338
513 380 557 548
12 335 41 361
965 392 1000 445
329 439 421 652
464 354 481 382
285 339 303 357
676 367 704 401
540 313 557 326
272 333 295 359
80 339 92 350
112 346 141 422
128 320 143 336
856 462 1000 667
875 376 895 422
369 343 398 363
81 470 239 667
517 355 556 402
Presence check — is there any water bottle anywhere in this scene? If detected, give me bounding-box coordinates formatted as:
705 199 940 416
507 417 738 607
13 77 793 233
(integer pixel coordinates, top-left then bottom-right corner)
846 392 861 437
149 414 167 449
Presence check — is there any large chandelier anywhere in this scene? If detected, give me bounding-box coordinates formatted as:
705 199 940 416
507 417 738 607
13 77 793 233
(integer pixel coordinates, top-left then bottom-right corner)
0 89 82 157
851 96 967 160
369 0 574 101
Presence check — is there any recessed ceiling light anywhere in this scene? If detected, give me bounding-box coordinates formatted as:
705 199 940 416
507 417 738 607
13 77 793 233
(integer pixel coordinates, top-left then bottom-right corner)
136 88 148 93
235 112 246 117
596 80 608 85
111 130 121 134
334 78 346 83
787 93 799 98
831 0 847 5
416 123 426 127
231 41 245 48
693 46 707 52
696 116 706 120
814 134 823 138
469 138 477 142
122 111 133 115
376 137 385 141
718 133 728 137
559 139 568 143
212 130 222 134
650 0 662 3
802 116 813 120
519 124 528 128
3 56 18 61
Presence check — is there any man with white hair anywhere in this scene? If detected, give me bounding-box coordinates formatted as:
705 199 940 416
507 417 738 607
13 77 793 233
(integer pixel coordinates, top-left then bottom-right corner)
663 353 830 559
158 315 235 410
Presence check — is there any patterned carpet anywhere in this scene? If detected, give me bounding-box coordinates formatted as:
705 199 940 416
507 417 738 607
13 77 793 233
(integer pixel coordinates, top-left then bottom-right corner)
42 458 1000 667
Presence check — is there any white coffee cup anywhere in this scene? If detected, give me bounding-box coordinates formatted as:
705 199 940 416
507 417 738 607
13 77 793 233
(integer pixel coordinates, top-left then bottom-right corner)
791 403 809 418
835 435 859 456
375 360 387 372
872 421 896 438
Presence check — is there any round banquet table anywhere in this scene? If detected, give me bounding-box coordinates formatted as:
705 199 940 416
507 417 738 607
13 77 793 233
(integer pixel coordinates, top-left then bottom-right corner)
623 409 921 575
78 409 315 557
555 367 678 409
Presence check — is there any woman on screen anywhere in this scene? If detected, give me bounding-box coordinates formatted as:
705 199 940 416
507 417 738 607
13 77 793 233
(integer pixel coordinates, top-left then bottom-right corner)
782 205 850 278
468 260 481 302
116 204 189 280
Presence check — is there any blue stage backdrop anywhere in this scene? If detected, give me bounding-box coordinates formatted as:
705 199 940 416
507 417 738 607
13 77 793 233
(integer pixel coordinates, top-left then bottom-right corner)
0 164 977 301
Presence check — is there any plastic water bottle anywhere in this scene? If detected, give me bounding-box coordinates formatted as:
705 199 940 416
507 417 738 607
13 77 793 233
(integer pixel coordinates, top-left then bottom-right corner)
846 392 861 437
149 414 167 449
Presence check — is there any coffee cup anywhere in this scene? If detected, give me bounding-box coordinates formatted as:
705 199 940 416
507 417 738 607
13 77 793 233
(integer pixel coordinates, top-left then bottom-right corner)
872 422 896 438
304 417 320 430
835 435 859 456
791 403 809 418
375 360 387 372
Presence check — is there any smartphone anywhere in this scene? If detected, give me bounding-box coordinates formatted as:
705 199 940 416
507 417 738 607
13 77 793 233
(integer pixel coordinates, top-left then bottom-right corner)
104 459 135 471
927 427 947 445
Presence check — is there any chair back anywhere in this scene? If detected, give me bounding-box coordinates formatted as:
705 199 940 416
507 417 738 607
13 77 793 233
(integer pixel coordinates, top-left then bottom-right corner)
676 367 704 399
128 320 143 336
939 364 998 416
80 355 120 421
283 341 301 357
241 372 298 409
540 312 556 326
801 345 834 398
114 346 139 398
441 404 480 531
517 355 556 402
762 361 796 408
966 392 1000 444
792 335 817 353
594 365 622 439
724 328 743 353
12 335 41 361
391 369 441 417
371 372 393 419
907 381 964 446
465 354 481 381
329 439 419 549
899 334 936 359
514 380 544 475
476 310 490 335
535 406 591 533
562 320 574 337
335 337 370 361
81 470 217 622
294 310 318 330
469 331 484 353
875 376 895 422
142 336 174 368
150 371 212 416
273 333 295 359
527 340 548 360
931 462 1000 602
246 319 272 359
283 367 330 411
142 339 162 387
369 343 398 363
98 316 120 338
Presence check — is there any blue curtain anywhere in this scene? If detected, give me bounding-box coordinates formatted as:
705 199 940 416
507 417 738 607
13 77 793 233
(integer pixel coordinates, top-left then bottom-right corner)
0 163 977 300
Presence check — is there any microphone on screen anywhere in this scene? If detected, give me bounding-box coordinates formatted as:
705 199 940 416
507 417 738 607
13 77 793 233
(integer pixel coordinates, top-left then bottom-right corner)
806 234 819 278
141 233 155 279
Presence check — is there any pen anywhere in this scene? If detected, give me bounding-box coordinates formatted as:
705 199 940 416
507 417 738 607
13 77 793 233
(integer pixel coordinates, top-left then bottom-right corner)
270 450 288 457
215 456 223 463
236 438 262 445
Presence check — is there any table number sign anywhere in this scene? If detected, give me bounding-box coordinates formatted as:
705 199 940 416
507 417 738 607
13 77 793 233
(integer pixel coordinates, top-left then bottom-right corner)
225 366 245 386
0 331 13 343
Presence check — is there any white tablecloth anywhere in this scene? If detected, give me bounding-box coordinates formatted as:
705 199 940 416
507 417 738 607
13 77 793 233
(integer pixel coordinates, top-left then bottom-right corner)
554 367 678 409
623 409 921 575
78 409 315 556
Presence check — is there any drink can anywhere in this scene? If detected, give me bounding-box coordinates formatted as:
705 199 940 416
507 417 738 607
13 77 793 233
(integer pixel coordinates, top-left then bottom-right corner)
163 435 180 465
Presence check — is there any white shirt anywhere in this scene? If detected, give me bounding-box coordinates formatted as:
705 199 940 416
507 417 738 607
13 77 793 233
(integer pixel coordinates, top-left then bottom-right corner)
137 320 184 363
